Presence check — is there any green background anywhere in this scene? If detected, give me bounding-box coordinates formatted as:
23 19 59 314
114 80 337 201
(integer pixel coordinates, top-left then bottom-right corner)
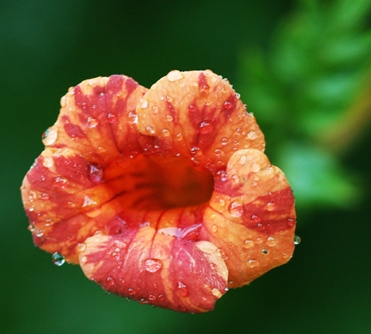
1 1 371 333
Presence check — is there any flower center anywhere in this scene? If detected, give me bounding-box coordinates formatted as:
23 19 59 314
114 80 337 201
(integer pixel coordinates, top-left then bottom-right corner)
111 153 214 210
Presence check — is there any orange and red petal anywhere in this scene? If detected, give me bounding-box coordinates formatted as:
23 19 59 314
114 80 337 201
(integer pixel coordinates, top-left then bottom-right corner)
79 228 228 313
136 70 265 172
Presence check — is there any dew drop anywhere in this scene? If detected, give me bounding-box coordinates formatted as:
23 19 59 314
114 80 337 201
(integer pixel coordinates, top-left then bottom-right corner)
77 243 86 252
144 258 163 273
247 259 258 268
42 156 54 168
216 170 228 182
167 70 184 82
221 137 228 145
247 131 258 140
127 288 136 297
161 128 170 136
190 146 199 155
107 113 117 123
228 200 243 217
145 125 155 134
41 192 50 200
251 163 261 173
140 99 148 108
231 174 239 184
239 155 247 165
127 111 138 124
251 214 261 224
82 195 97 208
287 218 295 228
52 252 65 266
294 235 301 245
54 176 67 188
151 106 159 114
176 281 189 297
88 163 104 183
34 229 44 237
214 148 223 156
166 95 173 103
223 100 233 110
148 294 156 302
211 224 218 233
42 126 58 146
188 104 197 112
244 239 254 248
199 120 213 134
166 115 173 122
267 201 275 211
175 133 183 141
86 117 98 128
267 236 276 246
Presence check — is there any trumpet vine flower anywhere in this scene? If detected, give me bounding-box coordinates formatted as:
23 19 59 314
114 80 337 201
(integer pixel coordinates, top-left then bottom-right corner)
21 70 296 313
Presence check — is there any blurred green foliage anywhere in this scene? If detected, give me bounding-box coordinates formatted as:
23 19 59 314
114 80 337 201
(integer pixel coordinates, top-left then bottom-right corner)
237 0 371 210
2 0 371 333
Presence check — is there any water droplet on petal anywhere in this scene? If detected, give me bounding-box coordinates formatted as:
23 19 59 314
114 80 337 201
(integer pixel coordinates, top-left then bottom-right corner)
176 281 189 297
211 224 218 233
214 148 223 156
199 120 213 135
77 243 86 252
52 252 65 266
41 192 50 200
239 155 247 165
107 113 117 123
42 156 54 168
221 137 228 146
54 176 67 188
228 200 244 217
267 236 276 246
247 131 257 140
244 239 254 248
223 100 233 110
127 288 136 297
86 117 98 128
161 128 170 136
251 163 260 173
166 115 173 122
167 70 184 82
247 259 258 268
42 126 58 146
294 235 301 245
145 125 155 134
35 229 44 237
267 201 275 211
140 99 148 108
82 195 97 208
148 294 156 302
88 163 104 183
144 258 163 273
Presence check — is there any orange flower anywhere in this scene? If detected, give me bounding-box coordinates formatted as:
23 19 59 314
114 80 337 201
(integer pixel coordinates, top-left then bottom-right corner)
21 70 296 313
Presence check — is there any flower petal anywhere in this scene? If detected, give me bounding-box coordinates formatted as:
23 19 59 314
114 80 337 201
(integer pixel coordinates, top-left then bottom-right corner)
21 75 148 262
203 148 296 288
136 70 265 171
79 228 228 313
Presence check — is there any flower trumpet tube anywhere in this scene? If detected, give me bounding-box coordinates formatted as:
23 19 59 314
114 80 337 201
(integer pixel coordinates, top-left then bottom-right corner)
21 70 296 313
